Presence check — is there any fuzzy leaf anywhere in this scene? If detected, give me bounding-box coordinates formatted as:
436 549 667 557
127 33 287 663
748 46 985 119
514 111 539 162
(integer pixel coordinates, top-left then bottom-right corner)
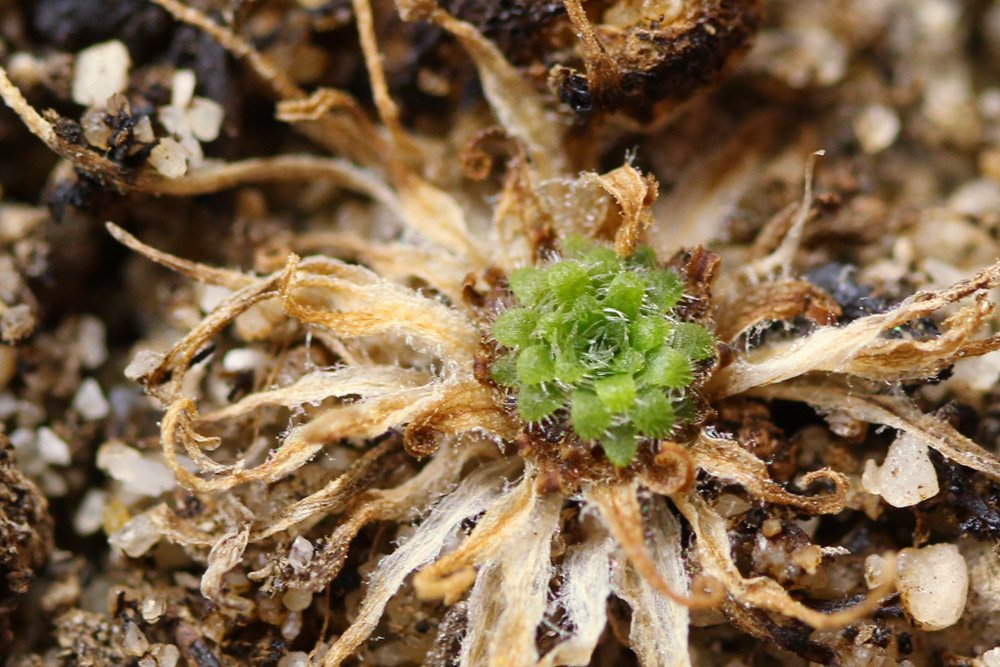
571 390 612 440
547 261 591 305
631 389 675 438
630 316 669 352
490 352 518 386
644 347 694 388
492 308 537 348
517 344 555 384
604 272 646 319
518 384 563 422
601 425 639 467
649 269 684 310
628 245 658 269
593 374 637 412
509 267 546 305
672 322 716 361
612 348 645 374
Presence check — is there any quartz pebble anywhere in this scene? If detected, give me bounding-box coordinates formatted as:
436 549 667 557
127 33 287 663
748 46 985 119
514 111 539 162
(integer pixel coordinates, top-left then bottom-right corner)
73 489 106 536
149 643 180 667
288 536 315 574
124 349 165 382
862 432 939 507
142 596 166 624
122 620 150 657
278 651 311 667
78 316 108 369
96 440 175 497
36 426 70 465
897 543 968 631
110 513 161 558
854 104 900 154
72 41 130 107
982 647 1000 667
72 378 110 420
148 138 188 179
282 588 313 612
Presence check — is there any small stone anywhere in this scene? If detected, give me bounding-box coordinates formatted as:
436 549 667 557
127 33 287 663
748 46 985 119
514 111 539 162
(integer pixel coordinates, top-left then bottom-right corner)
982 647 1000 667
72 378 110 420
170 69 197 109
81 108 112 149
73 489 106 536
110 512 161 558
853 104 900 154
761 518 782 538
148 138 188 179
864 553 886 589
1 303 36 341
124 349 165 382
141 596 166 624
278 651 311 667
198 284 233 313
133 115 155 144
149 644 180 667
96 440 175 497
288 536 314 574
281 611 302 641
36 426 70 465
122 620 150 657
78 316 108 369
897 543 968 631
72 40 131 107
282 588 313 612
187 97 224 142
862 432 939 508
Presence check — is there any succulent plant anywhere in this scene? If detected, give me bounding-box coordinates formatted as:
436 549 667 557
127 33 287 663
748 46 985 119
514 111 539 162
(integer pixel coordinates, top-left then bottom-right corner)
490 238 715 466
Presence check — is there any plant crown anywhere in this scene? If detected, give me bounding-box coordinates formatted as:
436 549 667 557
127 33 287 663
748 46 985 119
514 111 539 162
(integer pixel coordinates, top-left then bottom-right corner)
490 237 715 466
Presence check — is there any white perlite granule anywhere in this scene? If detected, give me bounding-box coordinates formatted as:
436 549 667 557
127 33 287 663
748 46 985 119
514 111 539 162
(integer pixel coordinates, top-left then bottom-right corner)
148 138 188 179
96 440 175 497
862 431 940 508
72 41 131 107
853 104 901 154
36 426 70 466
897 543 969 631
72 377 110 420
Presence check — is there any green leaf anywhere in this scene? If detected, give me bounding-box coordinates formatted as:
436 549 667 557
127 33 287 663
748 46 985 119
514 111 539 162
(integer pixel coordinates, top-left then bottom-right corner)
509 267 546 305
649 269 684 310
518 384 563 422
601 425 639 467
593 374 637 412
582 246 620 275
628 245 658 269
563 234 595 259
643 347 693 388
490 353 518 386
492 308 537 348
570 294 606 335
674 398 698 424
554 349 587 384
534 310 568 343
603 272 646 319
671 322 716 361
611 348 645 374
547 261 591 305
570 390 612 440
630 316 669 352
631 389 675 438
516 344 555 384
